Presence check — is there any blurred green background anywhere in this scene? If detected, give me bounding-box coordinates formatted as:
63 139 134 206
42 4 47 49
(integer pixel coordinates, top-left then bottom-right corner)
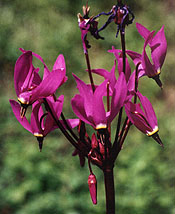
0 0 175 213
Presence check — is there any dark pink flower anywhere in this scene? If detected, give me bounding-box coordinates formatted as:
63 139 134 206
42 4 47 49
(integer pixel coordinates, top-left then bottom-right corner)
71 72 127 129
10 96 79 150
125 92 163 146
127 23 167 88
14 50 67 116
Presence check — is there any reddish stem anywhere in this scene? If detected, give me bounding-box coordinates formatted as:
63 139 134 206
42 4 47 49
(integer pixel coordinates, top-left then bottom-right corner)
85 52 95 92
103 166 115 214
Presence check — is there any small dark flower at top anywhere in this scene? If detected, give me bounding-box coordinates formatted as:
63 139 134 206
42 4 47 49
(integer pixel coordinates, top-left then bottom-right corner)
92 1 134 37
78 5 104 53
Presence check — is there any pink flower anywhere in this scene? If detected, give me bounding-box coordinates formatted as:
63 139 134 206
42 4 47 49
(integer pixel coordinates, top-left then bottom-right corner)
71 73 127 129
14 50 67 116
10 96 79 150
126 23 167 88
125 92 163 146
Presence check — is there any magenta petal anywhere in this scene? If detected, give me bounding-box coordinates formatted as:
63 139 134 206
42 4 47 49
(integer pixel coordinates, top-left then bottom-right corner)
127 70 137 93
32 69 42 86
93 80 108 128
137 92 158 130
65 119 80 129
59 119 80 129
46 95 64 120
142 31 156 77
14 51 33 97
31 69 65 102
91 68 111 79
72 74 94 118
19 48 50 76
53 54 66 72
150 26 167 71
71 95 94 127
125 102 152 134
91 60 117 90
126 50 142 66
43 112 55 136
136 23 151 41
108 72 127 123
9 100 32 133
30 102 43 135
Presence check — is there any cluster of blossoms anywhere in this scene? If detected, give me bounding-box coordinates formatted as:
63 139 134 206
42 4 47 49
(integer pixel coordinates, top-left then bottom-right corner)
10 49 79 151
10 1 167 212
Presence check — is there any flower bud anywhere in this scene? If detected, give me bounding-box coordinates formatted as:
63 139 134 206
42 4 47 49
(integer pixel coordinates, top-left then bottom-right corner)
88 174 97 205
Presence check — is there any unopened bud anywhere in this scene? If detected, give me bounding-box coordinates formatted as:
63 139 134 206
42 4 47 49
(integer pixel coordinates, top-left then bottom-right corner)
88 174 97 205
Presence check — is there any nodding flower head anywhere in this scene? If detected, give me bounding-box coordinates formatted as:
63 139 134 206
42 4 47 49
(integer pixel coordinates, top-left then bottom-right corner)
71 72 127 130
14 50 67 117
136 23 167 88
125 92 163 147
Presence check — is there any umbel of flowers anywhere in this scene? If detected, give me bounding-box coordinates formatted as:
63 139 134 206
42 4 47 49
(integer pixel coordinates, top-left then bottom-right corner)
10 1 167 214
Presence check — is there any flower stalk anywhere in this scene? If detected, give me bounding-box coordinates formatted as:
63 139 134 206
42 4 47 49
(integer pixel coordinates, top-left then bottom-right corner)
9 1 167 214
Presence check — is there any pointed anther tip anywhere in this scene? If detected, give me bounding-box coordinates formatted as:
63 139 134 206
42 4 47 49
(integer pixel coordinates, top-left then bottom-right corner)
36 136 44 152
151 132 164 148
152 74 163 89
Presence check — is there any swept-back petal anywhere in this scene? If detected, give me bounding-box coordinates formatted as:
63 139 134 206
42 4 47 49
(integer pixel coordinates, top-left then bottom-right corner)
90 68 111 80
142 31 156 77
31 102 43 136
9 99 32 133
71 94 94 127
46 95 64 120
31 69 65 103
14 51 33 97
59 119 80 130
108 72 127 123
93 80 108 129
136 23 151 41
150 26 167 71
125 102 152 134
19 48 50 78
72 74 93 118
137 92 158 131
126 50 142 66
53 54 66 72
91 60 116 90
